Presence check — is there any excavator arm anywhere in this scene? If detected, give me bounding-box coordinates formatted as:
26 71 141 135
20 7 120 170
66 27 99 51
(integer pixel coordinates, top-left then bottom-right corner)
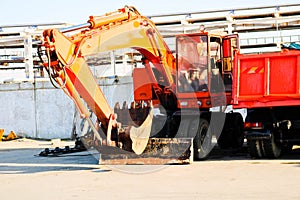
42 6 176 154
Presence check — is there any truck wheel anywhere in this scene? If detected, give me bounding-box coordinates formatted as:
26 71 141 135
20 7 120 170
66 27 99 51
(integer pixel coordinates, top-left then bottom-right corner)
263 134 282 158
193 118 213 160
247 139 264 158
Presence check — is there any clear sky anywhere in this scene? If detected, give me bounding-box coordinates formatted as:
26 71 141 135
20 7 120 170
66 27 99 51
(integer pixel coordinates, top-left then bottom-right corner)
0 0 300 26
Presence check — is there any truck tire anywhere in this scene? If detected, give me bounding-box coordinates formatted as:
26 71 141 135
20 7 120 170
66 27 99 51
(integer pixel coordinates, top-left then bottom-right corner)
193 118 213 160
263 134 282 158
247 139 264 158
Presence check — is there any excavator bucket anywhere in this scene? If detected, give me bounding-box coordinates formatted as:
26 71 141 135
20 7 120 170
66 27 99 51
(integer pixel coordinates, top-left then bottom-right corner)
92 104 194 165
130 109 153 155
97 138 193 165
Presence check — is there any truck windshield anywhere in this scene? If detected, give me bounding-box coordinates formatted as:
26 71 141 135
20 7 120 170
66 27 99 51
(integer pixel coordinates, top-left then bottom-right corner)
177 35 208 92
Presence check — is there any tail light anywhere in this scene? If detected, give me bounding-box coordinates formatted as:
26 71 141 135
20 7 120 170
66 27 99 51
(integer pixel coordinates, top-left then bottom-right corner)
244 122 263 129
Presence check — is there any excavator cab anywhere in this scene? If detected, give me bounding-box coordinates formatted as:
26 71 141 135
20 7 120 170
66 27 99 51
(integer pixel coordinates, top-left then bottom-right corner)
176 32 239 109
176 32 227 109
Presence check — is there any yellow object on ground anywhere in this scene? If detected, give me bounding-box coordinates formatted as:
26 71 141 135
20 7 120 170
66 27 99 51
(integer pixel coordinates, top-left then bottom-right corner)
0 129 4 141
0 130 18 141
6 131 18 140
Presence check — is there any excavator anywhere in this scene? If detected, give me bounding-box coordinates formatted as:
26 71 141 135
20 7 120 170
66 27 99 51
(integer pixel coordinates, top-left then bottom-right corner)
40 6 244 164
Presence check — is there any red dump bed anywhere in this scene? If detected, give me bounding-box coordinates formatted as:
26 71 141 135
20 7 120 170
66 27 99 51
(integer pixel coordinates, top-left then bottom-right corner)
232 49 300 108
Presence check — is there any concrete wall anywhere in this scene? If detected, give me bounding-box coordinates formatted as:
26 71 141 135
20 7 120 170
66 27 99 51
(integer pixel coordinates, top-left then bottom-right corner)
0 76 134 139
0 81 75 139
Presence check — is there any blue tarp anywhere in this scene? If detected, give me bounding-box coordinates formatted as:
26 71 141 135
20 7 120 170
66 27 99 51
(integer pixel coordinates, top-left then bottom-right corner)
282 42 300 50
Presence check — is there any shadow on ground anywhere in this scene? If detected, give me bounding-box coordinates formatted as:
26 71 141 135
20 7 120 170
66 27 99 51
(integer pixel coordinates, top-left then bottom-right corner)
208 145 300 160
0 148 111 174
1 143 300 174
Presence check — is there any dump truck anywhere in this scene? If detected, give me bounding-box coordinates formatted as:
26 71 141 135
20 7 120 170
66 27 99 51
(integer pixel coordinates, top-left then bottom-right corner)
232 48 300 158
39 6 300 163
